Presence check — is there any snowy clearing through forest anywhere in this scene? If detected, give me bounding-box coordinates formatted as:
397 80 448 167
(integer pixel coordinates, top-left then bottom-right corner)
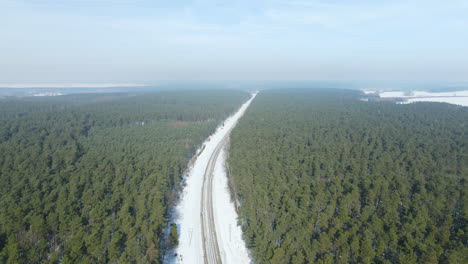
169 93 256 264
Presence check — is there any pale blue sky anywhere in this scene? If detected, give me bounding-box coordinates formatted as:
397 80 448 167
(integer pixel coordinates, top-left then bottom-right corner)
1 0 468 83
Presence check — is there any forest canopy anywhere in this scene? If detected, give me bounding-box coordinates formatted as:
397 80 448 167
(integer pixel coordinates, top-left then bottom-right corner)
0 90 249 264
229 89 467 264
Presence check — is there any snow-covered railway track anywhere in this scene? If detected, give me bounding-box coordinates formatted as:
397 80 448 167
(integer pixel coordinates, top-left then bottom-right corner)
200 133 227 263
174 92 256 264
200 101 251 263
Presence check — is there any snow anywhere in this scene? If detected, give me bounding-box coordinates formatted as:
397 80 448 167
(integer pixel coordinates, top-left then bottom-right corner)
378 90 468 107
379 91 408 98
362 90 377 94
213 149 251 264
170 93 256 264
32 92 64 96
401 97 468 106
379 90 468 98
411 90 468 97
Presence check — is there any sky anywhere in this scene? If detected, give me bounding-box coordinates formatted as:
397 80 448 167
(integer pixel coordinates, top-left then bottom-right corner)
1 0 468 83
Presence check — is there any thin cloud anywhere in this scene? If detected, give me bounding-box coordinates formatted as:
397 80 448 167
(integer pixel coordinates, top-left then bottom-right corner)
1 0 467 81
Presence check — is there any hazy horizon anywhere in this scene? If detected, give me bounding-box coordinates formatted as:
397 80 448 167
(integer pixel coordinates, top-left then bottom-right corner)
2 80 468 96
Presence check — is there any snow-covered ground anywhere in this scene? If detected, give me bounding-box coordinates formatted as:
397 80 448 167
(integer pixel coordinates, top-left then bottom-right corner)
401 97 468 106
378 91 408 98
32 92 64 96
362 90 377 94
379 90 468 98
213 149 251 264
376 90 468 107
170 93 255 264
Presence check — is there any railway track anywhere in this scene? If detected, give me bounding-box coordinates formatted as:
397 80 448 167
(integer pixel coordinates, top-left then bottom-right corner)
197 92 257 264
200 127 234 263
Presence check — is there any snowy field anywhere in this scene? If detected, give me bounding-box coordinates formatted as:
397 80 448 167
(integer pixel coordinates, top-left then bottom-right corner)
362 90 377 94
401 97 468 106
212 149 251 264
376 90 468 106
379 90 468 98
169 93 255 264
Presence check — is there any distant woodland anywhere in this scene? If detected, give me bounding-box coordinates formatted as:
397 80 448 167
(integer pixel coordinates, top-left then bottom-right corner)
229 89 467 264
0 90 249 263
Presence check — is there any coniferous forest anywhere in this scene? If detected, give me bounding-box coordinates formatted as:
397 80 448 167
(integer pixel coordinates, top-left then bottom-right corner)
229 89 467 264
0 90 249 263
